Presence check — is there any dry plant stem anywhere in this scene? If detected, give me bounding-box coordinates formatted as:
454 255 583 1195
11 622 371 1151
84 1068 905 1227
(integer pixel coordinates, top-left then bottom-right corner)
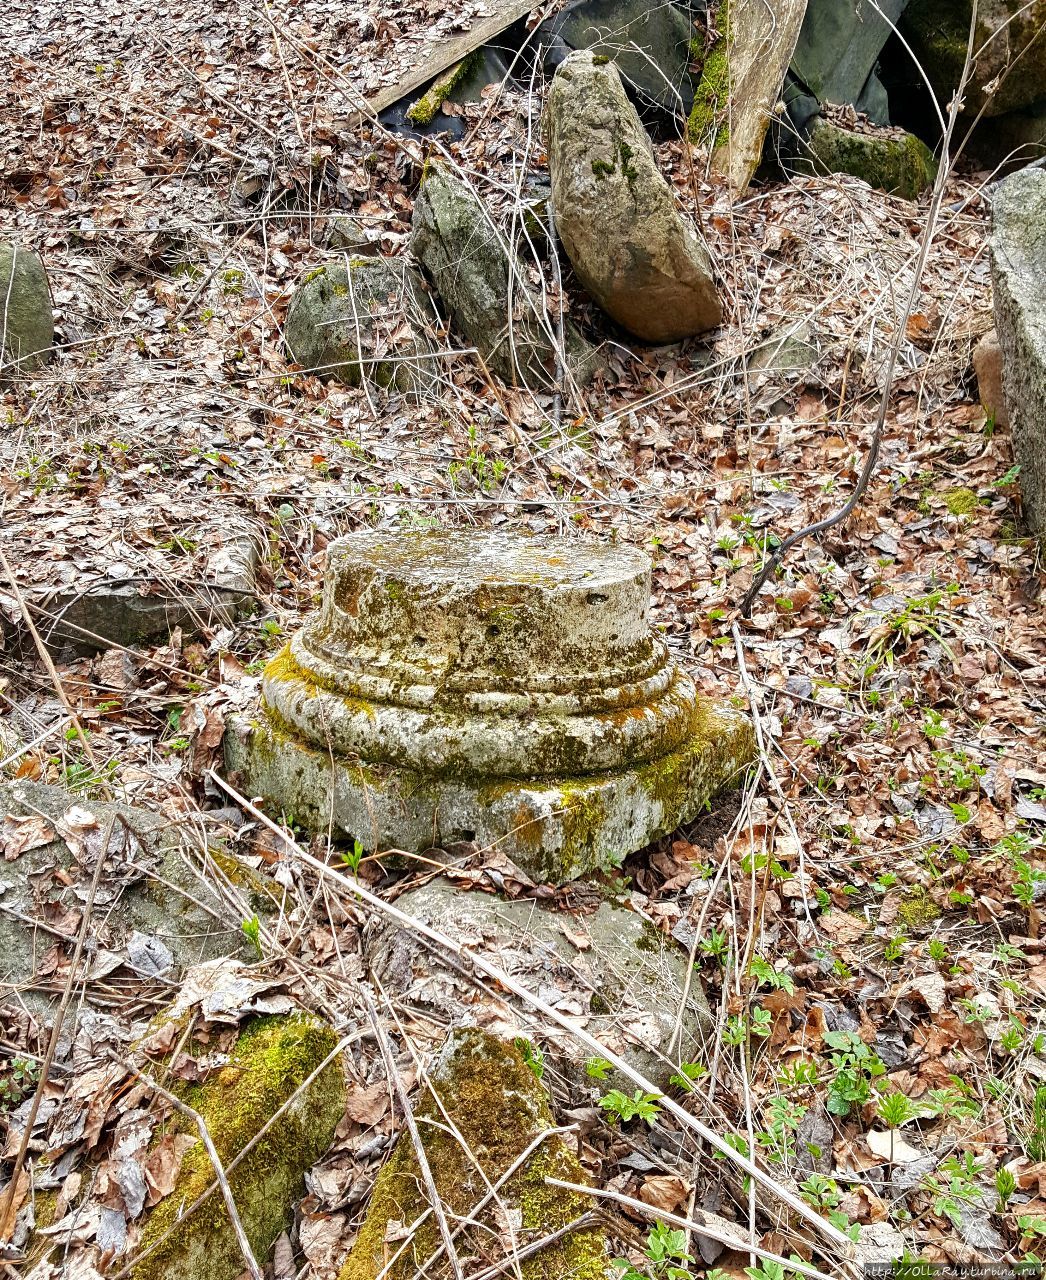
113 1032 361 1280
209 771 855 1257
544 1179 838 1280
0 815 114 1243
464 1213 600 1280
0 546 113 799
738 8 979 617
361 984 465 1280
114 1054 262 1280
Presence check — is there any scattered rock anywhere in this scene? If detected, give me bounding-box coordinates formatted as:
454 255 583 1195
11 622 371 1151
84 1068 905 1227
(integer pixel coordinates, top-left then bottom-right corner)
901 0 1046 118
973 329 1009 427
133 1012 345 1280
749 321 821 377
36 519 260 655
537 0 697 116
791 0 908 125
339 1027 606 1280
990 166 1046 535
367 877 711 1086
795 114 937 198
284 257 438 395
0 242 54 376
410 162 598 387
0 780 265 1019
327 214 382 256
226 529 755 884
544 51 722 343
699 0 808 193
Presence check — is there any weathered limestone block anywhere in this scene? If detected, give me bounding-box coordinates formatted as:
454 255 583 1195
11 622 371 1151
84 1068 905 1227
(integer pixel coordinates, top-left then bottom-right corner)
284 256 438 395
544 51 722 343
410 163 599 388
991 167 1046 536
133 1013 345 1280
0 243 54 375
340 1027 606 1280
368 877 711 1088
796 115 937 199
225 530 754 884
973 329 1009 428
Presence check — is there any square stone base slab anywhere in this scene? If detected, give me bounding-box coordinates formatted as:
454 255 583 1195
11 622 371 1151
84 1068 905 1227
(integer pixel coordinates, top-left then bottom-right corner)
224 701 755 885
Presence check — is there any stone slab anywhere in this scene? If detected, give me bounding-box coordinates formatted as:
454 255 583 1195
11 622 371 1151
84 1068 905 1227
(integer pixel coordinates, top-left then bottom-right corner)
225 697 754 884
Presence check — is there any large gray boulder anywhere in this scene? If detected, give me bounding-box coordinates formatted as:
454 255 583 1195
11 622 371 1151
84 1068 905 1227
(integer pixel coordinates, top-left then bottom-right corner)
791 0 910 125
0 243 54 375
901 0 1046 118
544 51 722 343
538 0 697 116
284 256 438 395
990 167 1046 536
410 163 599 388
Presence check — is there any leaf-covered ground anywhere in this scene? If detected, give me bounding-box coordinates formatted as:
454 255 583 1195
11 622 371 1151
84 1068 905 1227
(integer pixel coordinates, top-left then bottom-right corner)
2 0 1045 1276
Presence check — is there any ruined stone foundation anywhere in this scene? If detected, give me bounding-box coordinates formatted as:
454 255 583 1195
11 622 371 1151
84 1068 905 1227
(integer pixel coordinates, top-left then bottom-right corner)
225 530 754 883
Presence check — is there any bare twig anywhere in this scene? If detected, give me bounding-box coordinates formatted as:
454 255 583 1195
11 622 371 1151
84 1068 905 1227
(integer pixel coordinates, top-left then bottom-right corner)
115 1054 263 1280
0 815 114 1243
361 985 465 1280
737 6 981 616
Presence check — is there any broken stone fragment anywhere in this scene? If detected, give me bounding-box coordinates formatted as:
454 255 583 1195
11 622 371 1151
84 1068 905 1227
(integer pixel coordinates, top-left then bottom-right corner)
225 529 754 884
795 114 938 199
339 1027 606 1280
973 329 1009 428
410 162 599 388
327 214 382 255
132 1012 345 1280
0 242 54 376
367 876 711 1089
284 256 439 395
544 51 722 343
990 166 1046 536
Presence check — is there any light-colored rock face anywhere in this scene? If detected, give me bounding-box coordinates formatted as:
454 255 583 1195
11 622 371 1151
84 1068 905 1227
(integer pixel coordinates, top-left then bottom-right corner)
226 529 754 882
973 329 1009 428
543 51 722 343
410 163 598 388
284 257 437 395
990 167 1046 535
0 243 54 375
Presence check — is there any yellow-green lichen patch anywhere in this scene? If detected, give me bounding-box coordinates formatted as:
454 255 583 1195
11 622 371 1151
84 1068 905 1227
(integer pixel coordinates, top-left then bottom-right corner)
133 1013 345 1280
944 486 979 516
206 846 283 909
897 886 942 931
340 1028 605 1280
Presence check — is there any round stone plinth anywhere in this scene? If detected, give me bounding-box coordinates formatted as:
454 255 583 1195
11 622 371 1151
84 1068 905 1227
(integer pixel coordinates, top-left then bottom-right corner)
225 530 755 883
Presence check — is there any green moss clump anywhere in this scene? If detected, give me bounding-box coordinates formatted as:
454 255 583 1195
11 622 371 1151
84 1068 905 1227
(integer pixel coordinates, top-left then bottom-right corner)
406 51 483 125
944 487 979 515
800 118 938 199
592 158 616 178
687 1 731 148
340 1028 605 1280
897 886 942 931
133 1014 345 1280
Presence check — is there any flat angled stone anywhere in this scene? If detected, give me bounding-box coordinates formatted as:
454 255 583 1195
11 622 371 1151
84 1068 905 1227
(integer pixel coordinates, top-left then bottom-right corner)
225 529 754 883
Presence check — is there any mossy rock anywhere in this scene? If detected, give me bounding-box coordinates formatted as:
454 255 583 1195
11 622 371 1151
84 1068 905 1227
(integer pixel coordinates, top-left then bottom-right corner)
900 0 1046 118
796 116 938 199
0 242 54 376
284 258 438 396
340 1028 606 1280
133 1013 345 1280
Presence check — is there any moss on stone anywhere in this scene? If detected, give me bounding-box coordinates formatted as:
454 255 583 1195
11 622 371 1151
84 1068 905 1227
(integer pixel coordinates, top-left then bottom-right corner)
687 2 731 149
406 51 483 125
944 486 979 515
592 158 616 178
800 118 938 199
339 1028 605 1280
133 1014 344 1280
898 886 941 931
206 846 282 908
